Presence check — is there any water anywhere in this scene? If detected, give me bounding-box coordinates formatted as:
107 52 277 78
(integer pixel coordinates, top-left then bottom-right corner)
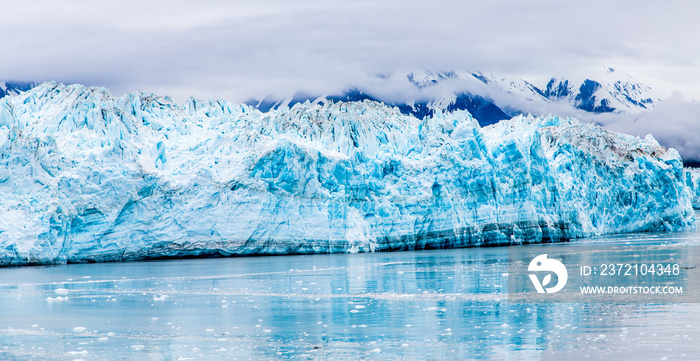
1 213 698 360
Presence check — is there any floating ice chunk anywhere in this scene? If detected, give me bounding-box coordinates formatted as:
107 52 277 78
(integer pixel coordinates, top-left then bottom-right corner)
67 350 89 356
153 295 169 302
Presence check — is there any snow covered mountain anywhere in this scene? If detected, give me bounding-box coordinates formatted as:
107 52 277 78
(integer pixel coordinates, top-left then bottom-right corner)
0 82 694 266
0 81 37 98
245 67 668 127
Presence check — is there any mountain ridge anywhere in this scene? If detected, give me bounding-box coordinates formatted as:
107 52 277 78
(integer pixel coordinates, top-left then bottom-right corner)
244 67 668 127
0 81 37 98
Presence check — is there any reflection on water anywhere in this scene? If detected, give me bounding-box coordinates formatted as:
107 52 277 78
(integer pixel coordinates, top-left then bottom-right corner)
0 213 698 360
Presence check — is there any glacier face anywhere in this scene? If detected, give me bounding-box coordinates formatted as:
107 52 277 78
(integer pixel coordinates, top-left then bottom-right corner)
0 83 695 266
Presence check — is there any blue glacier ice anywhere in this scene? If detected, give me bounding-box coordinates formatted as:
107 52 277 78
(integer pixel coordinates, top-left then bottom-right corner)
0 83 695 266
687 167 700 209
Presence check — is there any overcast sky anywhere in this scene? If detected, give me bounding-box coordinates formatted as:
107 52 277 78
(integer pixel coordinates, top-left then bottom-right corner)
2 0 700 102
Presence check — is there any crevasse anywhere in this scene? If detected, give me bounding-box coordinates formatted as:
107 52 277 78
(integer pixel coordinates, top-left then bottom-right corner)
0 82 695 265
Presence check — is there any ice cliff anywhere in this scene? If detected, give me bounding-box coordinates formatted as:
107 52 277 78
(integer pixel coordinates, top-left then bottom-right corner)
0 83 695 266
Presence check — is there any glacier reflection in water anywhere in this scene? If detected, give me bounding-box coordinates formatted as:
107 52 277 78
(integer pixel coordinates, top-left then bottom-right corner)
0 214 698 360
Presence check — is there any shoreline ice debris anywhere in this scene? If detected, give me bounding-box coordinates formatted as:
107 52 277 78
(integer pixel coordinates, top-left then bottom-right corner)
0 82 695 266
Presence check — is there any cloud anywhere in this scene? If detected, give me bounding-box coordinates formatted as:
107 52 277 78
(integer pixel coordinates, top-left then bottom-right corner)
601 93 700 162
2 0 700 102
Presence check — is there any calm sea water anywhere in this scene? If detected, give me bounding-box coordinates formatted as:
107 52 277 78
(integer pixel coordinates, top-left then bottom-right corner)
1 212 698 361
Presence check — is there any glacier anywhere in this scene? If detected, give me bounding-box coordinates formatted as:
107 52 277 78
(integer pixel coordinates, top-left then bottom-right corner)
0 82 695 266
